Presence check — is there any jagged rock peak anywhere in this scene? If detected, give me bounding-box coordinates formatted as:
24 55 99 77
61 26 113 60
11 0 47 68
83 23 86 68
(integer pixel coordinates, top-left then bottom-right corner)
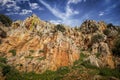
80 20 107 34
28 14 40 20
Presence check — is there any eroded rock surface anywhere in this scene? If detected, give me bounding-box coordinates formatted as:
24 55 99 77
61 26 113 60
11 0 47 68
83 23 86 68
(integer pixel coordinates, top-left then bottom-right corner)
0 15 119 73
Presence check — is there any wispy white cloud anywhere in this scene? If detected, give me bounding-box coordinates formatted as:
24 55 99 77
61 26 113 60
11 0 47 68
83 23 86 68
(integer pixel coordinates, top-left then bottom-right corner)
0 0 12 6
50 20 63 25
29 3 39 9
19 9 32 15
67 0 86 4
0 0 21 12
99 11 104 16
6 9 32 15
68 0 81 4
99 3 118 16
29 2 44 10
105 3 117 12
14 6 21 11
39 0 83 26
65 3 79 18
0 0 44 15
6 2 16 8
39 0 65 19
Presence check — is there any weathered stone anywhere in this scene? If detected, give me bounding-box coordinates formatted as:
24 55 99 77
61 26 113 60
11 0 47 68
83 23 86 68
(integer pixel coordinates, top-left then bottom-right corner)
0 15 117 74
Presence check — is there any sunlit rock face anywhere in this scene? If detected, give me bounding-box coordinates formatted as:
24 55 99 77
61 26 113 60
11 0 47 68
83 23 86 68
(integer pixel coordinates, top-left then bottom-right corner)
0 15 117 73
0 14 80 73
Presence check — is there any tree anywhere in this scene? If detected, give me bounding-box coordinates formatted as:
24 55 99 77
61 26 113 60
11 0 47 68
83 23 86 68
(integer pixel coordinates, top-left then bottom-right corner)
0 14 12 27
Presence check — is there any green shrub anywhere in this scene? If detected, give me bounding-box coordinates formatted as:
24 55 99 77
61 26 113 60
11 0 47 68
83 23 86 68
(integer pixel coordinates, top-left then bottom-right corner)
39 70 58 80
0 28 7 38
74 27 81 31
96 52 101 58
1 64 70 80
0 57 7 63
91 34 104 43
2 65 11 76
25 56 34 59
80 53 86 60
29 50 35 53
0 14 12 27
9 49 16 56
5 68 23 80
55 24 66 32
81 61 120 78
22 66 69 80
73 53 87 69
1 65 23 80
81 61 98 69
56 66 70 75
38 56 46 61
112 38 120 56
99 68 120 78
39 50 45 53
117 28 120 34
107 23 115 29
73 53 86 65
103 29 111 36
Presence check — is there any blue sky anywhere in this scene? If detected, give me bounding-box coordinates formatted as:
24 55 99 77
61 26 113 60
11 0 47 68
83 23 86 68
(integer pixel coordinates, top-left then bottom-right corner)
0 0 120 27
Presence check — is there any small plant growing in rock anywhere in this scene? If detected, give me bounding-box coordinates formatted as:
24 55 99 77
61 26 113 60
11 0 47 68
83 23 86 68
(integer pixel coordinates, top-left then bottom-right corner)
0 28 7 38
73 53 87 66
117 28 120 34
29 50 35 53
0 57 7 63
103 29 111 36
2 65 11 76
56 66 70 75
55 24 66 32
80 53 86 60
25 56 34 59
38 56 46 61
9 49 16 56
39 50 45 53
112 38 120 56
96 52 101 58
91 34 104 43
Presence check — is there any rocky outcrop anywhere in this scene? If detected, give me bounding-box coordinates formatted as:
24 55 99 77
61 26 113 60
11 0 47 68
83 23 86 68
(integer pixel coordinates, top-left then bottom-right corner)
0 15 80 73
90 42 115 68
0 15 117 73
80 20 115 68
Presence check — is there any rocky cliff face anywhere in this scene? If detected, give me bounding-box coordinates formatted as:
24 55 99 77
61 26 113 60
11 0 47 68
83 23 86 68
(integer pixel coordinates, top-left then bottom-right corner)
78 20 116 68
0 14 119 74
0 15 80 73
